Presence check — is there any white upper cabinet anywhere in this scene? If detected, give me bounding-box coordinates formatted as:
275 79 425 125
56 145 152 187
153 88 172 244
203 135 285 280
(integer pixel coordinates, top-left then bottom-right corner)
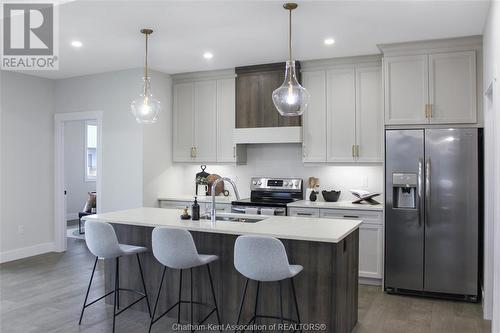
173 82 195 162
382 38 479 126
356 66 383 162
172 71 242 163
216 78 236 162
428 51 476 124
384 55 429 125
193 81 217 162
301 57 383 164
302 71 327 163
326 69 356 162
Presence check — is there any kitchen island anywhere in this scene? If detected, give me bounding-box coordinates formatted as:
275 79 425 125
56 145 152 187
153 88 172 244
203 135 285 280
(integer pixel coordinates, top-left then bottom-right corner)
84 208 361 332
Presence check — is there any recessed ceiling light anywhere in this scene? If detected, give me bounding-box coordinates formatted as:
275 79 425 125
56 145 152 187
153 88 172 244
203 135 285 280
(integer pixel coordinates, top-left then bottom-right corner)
324 38 335 46
203 52 213 59
71 40 83 48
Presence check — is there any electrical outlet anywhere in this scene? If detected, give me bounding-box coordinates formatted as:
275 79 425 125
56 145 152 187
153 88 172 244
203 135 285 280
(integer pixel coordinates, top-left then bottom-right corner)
18 225 24 234
362 176 369 188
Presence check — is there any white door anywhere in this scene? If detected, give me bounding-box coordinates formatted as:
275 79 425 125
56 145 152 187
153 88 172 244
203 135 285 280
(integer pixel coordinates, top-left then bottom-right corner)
302 70 327 162
384 55 429 125
216 78 236 162
326 68 356 162
428 51 477 124
173 83 195 162
359 223 383 279
194 80 217 162
356 66 383 163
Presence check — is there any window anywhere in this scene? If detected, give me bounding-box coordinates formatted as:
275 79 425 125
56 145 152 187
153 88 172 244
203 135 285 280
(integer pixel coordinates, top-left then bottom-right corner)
85 120 97 181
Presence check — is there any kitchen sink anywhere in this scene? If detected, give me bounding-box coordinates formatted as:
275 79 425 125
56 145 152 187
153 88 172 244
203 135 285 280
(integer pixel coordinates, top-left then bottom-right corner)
201 215 263 223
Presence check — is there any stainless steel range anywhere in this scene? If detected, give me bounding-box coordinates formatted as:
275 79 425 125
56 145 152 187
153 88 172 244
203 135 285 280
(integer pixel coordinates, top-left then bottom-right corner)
231 177 303 216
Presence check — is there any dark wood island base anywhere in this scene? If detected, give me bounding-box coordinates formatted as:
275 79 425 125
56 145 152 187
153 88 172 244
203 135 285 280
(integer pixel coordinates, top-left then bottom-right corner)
105 224 359 332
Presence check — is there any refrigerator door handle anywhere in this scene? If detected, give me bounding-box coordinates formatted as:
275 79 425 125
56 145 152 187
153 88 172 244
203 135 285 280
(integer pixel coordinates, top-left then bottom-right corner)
418 158 424 227
425 157 431 226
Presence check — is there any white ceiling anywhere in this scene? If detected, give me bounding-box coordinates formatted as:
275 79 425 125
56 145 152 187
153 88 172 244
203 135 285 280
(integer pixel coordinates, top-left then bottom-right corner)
16 0 491 79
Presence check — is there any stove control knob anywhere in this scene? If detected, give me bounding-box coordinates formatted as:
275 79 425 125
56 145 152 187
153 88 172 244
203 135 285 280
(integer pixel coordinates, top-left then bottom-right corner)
257 181 262 185
288 183 293 186
284 181 288 186
252 180 257 185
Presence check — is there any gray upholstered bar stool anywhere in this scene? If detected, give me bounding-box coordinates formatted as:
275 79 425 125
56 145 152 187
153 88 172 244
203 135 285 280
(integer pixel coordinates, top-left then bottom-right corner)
149 227 222 333
79 220 152 333
234 235 303 332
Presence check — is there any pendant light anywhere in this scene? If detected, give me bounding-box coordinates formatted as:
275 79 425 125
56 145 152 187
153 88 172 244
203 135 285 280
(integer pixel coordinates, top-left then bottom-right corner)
272 3 310 117
131 28 161 124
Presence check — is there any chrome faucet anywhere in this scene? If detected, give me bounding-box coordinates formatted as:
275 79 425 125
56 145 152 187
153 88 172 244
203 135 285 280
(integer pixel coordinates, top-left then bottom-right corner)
211 177 240 223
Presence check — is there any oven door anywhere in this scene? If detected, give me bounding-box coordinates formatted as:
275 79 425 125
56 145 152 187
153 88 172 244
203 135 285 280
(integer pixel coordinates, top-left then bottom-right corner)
231 205 286 216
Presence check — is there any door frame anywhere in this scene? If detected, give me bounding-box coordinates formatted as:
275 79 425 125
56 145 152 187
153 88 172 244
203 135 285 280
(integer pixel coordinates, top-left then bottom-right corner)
54 111 103 252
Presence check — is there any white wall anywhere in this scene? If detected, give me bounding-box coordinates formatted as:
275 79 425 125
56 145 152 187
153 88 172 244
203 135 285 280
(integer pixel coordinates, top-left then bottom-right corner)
159 144 383 201
482 1 500 330
55 69 173 213
0 71 55 259
64 120 96 219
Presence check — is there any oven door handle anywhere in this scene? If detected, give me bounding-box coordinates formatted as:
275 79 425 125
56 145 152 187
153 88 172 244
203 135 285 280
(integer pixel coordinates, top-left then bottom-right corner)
231 207 247 213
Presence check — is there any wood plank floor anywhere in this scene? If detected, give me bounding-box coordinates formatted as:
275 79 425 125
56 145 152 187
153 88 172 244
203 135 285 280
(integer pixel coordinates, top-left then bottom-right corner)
0 238 491 333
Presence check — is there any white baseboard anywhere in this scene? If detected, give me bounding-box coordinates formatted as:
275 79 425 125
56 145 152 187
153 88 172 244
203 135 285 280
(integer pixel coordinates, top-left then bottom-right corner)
0 242 56 264
66 212 79 221
359 277 383 286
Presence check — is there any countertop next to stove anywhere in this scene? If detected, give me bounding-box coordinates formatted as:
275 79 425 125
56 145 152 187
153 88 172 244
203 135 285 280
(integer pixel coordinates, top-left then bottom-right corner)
288 200 384 211
84 207 362 243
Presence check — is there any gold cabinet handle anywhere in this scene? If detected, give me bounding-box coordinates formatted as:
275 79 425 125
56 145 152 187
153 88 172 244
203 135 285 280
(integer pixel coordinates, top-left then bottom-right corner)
428 104 433 118
425 104 429 118
190 146 197 158
356 145 360 158
352 144 355 158
233 146 236 158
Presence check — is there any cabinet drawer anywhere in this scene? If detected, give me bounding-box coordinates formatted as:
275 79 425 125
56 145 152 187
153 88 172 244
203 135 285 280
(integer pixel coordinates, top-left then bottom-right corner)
319 209 382 224
288 207 320 218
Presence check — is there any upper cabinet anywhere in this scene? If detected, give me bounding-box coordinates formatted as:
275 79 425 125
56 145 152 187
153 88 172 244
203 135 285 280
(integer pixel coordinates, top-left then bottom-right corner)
380 37 481 126
172 70 246 163
301 56 383 164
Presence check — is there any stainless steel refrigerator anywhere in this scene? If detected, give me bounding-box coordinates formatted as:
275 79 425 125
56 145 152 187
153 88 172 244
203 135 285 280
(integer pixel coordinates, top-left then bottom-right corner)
385 128 480 301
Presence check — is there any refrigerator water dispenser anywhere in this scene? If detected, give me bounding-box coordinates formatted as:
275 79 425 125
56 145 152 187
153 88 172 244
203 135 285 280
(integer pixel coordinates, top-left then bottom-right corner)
392 173 417 209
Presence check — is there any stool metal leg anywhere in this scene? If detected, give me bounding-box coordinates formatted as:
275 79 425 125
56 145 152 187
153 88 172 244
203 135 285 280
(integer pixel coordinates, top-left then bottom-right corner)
190 268 194 333
136 253 152 317
207 264 222 330
177 269 183 324
116 257 120 310
290 277 302 333
148 266 166 333
113 257 119 333
252 281 260 332
235 278 249 333
79 256 98 325
279 281 284 333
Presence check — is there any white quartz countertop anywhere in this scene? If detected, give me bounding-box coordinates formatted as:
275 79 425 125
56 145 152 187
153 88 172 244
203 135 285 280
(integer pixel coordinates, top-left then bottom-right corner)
288 200 383 211
158 196 234 204
83 207 362 244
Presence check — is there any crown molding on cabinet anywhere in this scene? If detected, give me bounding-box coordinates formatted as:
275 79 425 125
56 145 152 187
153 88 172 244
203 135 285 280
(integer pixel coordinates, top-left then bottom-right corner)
301 54 382 71
377 35 482 56
172 68 236 83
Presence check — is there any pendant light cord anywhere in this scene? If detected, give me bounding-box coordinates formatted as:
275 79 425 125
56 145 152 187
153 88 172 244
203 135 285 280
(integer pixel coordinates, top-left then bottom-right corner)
288 8 292 62
144 33 149 79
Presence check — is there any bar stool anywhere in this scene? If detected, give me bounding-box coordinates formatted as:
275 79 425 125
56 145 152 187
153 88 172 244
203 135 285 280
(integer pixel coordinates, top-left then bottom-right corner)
79 221 152 332
234 235 303 332
149 227 222 333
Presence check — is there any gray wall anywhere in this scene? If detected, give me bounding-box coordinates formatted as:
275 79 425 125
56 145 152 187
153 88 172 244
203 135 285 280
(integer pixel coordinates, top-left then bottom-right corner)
0 71 55 255
64 120 96 219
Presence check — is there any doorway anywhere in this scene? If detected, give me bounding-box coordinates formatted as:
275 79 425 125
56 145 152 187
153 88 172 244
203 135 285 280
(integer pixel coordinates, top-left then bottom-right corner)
54 111 103 252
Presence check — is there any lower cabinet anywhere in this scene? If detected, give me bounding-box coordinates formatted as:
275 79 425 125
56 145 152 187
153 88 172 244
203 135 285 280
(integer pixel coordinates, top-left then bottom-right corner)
290 206 384 283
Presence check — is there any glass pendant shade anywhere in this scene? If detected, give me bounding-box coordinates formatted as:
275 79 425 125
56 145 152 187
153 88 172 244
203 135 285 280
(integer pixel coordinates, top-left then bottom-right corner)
272 60 310 116
131 77 161 124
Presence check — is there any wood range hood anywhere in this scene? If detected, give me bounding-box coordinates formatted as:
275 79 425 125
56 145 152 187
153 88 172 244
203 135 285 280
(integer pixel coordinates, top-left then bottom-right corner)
234 62 303 144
